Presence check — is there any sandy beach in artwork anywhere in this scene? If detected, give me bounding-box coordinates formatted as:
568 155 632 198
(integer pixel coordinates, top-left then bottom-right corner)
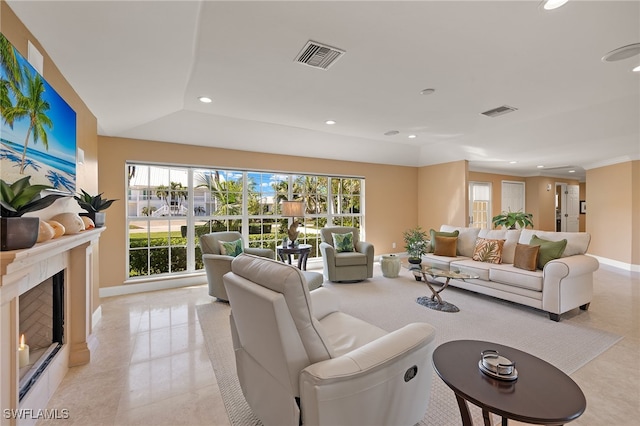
0 141 75 192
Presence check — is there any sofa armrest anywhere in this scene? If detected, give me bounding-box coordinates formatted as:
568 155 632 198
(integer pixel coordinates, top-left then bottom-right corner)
299 322 436 426
544 254 599 279
542 254 599 316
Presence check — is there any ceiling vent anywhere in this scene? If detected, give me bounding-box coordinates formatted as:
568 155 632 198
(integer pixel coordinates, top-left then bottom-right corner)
480 105 518 118
294 40 345 70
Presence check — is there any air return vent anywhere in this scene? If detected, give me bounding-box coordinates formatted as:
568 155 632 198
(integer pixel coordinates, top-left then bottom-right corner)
294 40 345 70
480 105 518 118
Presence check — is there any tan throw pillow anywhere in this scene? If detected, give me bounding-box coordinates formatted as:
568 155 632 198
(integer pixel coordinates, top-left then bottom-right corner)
513 243 540 271
429 229 459 253
434 235 458 257
472 238 505 263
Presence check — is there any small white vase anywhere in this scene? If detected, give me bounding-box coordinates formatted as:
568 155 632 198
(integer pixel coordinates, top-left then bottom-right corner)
381 255 401 278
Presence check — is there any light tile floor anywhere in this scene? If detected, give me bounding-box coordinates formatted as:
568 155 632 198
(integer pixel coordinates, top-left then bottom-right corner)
37 265 639 426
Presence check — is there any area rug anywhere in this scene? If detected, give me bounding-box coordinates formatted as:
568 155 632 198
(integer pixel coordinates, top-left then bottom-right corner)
197 266 622 426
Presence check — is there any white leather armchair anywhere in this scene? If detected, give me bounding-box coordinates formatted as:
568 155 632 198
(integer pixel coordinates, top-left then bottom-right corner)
319 226 374 282
223 253 436 426
200 231 274 301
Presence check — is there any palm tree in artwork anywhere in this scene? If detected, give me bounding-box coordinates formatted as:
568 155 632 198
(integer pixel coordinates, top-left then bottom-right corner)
3 65 53 174
0 33 23 127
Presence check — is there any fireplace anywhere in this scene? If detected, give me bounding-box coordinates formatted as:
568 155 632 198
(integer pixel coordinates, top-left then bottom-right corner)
1 229 103 426
18 271 64 401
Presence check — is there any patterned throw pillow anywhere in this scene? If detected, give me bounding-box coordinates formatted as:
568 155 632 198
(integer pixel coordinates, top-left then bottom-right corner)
219 239 244 257
434 236 458 257
529 235 567 269
513 243 540 271
472 238 505 263
332 232 354 253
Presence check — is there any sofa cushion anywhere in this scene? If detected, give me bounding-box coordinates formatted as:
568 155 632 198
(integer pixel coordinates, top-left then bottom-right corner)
334 251 367 266
450 259 491 281
519 229 590 257
472 238 505 264
434 235 458 257
529 235 567 269
489 264 543 292
423 253 469 269
429 228 459 253
332 232 354 253
478 229 521 264
513 243 540 271
439 225 480 257
219 238 244 257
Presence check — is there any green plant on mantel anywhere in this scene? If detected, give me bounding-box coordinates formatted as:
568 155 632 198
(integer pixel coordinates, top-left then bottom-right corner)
0 176 67 217
74 189 117 213
403 226 429 259
492 210 534 230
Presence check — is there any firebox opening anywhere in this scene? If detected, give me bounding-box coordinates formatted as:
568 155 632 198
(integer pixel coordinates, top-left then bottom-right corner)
18 270 64 401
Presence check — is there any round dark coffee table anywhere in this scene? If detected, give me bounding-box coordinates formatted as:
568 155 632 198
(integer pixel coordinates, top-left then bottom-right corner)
432 340 586 426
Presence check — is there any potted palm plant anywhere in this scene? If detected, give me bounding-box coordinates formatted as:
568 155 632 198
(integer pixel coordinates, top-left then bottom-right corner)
492 210 534 229
74 189 117 228
0 176 68 250
403 226 428 264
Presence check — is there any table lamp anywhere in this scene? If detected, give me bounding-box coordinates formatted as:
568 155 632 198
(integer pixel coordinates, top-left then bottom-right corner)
282 200 305 246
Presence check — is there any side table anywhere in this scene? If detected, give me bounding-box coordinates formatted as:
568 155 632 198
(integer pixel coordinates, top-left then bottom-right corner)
432 340 586 426
277 244 312 270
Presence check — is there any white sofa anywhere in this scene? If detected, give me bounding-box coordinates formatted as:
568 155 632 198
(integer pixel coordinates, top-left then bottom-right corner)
422 225 599 321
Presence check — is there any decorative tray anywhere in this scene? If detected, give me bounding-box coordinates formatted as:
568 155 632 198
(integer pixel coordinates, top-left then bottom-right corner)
478 350 518 381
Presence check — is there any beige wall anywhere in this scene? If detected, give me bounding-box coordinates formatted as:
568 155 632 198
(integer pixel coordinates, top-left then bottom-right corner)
418 160 469 231
587 161 639 265
2 1 101 310
98 136 418 287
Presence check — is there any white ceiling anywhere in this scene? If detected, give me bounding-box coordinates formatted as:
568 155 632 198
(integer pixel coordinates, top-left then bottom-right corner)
7 0 640 181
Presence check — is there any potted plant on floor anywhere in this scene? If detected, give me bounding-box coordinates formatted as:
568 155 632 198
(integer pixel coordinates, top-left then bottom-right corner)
403 226 428 264
492 210 534 230
74 189 117 228
0 176 68 250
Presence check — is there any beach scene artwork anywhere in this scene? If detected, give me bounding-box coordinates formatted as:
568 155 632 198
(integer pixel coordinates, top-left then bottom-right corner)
1 33 76 193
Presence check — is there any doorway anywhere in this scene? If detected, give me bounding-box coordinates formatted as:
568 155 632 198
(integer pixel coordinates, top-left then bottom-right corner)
555 183 579 232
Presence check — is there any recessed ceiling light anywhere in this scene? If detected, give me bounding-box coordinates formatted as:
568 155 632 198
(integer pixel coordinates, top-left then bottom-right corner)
198 96 212 103
408 134 417 139
542 0 569 11
568 170 575 173
325 120 336 125
384 130 400 136
509 161 518 164
420 88 436 95
602 43 640 62
633 65 640 73
537 165 545 168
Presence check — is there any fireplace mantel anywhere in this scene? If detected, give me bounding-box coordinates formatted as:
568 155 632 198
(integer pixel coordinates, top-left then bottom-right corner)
1 228 104 426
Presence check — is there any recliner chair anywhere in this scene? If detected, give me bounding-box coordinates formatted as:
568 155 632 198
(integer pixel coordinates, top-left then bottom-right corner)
223 253 436 426
200 231 274 301
319 226 374 282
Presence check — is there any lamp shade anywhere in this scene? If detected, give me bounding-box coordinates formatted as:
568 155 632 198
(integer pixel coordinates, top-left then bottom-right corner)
282 200 304 217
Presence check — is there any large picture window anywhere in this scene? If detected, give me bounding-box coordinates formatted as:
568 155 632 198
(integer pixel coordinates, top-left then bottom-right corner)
126 164 364 279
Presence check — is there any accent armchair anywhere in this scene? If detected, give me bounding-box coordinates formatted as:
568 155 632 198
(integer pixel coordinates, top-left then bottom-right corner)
223 253 436 426
200 231 274 301
319 226 374 282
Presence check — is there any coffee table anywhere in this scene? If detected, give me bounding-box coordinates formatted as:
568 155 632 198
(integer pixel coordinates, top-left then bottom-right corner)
401 259 479 312
432 340 586 426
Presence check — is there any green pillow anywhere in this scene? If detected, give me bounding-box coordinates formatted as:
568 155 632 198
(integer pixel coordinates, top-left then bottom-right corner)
219 238 244 257
332 232 354 253
529 235 567 269
429 229 459 253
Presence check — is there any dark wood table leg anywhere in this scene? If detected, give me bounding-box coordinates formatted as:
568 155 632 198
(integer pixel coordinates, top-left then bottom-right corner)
455 394 474 426
299 250 309 270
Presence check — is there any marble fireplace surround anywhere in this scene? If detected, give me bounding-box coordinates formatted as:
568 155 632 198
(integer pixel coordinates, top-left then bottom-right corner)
0 229 103 426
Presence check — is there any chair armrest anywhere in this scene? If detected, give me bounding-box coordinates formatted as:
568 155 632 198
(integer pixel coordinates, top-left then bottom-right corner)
355 241 374 256
245 247 275 259
202 253 234 265
300 323 435 381
319 242 335 259
309 288 340 320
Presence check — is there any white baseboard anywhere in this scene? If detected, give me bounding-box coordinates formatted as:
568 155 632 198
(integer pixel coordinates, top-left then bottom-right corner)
99 274 207 298
591 255 640 273
92 304 102 328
